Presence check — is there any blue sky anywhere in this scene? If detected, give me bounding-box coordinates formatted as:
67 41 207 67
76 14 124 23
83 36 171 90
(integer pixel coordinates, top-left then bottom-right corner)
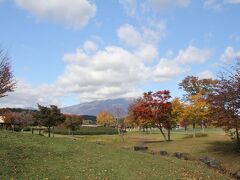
0 0 240 108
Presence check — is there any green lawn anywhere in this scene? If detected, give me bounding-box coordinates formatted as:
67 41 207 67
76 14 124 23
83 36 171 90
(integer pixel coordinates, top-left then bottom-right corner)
82 128 240 173
0 130 231 179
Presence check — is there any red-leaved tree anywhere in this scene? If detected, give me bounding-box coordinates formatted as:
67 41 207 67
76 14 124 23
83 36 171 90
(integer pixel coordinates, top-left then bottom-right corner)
208 61 240 144
131 90 173 141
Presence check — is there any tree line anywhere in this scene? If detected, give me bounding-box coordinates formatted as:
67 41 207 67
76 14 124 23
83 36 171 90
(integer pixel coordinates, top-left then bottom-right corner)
0 46 239 143
124 61 240 144
1 104 85 137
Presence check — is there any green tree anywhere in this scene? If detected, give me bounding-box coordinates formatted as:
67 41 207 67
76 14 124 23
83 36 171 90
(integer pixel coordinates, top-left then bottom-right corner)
34 104 65 137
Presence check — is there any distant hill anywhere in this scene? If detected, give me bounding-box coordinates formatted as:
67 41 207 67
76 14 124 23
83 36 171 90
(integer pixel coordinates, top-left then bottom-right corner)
61 98 133 116
80 115 96 122
0 108 37 114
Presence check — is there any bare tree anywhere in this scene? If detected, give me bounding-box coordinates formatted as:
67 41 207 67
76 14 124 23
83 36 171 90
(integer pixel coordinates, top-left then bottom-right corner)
0 48 16 97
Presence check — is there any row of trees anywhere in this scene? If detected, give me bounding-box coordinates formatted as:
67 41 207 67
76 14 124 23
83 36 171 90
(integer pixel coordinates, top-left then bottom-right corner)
124 61 240 144
0 47 83 137
0 47 239 143
2 105 83 137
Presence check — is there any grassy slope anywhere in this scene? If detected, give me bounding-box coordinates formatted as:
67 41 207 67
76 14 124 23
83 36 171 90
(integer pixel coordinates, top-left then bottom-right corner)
0 131 229 180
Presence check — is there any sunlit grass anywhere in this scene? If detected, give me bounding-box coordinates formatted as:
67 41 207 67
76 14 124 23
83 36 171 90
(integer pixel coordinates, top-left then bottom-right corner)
82 128 240 172
0 130 230 179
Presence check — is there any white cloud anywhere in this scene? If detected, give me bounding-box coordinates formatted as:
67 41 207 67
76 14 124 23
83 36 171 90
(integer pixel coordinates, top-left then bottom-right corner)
15 0 96 29
83 40 98 53
142 21 166 44
198 70 214 79
56 43 211 102
149 0 191 10
0 80 62 108
204 0 223 10
204 0 240 10
175 46 213 64
220 47 240 63
153 58 185 82
134 44 158 62
224 0 240 4
0 19 212 107
0 43 211 107
119 0 137 17
117 24 143 48
117 23 166 48
230 34 240 41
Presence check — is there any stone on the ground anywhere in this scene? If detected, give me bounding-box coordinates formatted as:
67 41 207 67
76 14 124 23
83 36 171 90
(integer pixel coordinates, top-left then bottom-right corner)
96 141 105 145
149 150 157 155
199 156 223 171
173 152 192 160
234 170 240 179
134 146 148 151
160 151 168 156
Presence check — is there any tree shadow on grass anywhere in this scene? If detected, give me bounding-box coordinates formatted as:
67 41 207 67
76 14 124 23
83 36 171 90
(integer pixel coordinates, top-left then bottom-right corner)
206 140 240 155
143 140 165 144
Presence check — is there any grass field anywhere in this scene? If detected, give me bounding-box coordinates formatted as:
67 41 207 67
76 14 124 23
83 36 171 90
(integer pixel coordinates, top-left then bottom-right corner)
82 128 240 173
0 130 232 179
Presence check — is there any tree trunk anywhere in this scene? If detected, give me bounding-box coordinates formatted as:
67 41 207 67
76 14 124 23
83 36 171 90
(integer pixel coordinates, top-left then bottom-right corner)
159 126 167 141
167 129 171 141
184 125 187 131
236 127 240 144
193 123 196 138
201 120 205 133
48 127 51 137
52 126 55 137
118 127 121 135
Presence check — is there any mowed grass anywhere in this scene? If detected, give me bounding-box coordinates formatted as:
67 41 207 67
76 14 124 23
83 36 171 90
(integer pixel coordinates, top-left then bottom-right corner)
0 130 230 180
82 128 240 173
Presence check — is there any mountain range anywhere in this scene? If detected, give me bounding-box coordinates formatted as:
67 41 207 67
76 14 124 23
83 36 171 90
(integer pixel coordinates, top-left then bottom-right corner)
61 98 133 116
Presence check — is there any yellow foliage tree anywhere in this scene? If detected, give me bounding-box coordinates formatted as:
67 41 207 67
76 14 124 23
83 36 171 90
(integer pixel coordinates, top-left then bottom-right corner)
123 115 136 129
96 111 115 127
171 98 185 124
181 93 209 136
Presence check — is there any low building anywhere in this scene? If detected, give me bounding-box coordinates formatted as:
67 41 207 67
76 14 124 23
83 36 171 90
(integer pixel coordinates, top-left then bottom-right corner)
0 116 10 129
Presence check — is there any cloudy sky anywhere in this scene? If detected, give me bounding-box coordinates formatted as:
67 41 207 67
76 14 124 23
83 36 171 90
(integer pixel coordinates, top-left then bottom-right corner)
0 0 240 108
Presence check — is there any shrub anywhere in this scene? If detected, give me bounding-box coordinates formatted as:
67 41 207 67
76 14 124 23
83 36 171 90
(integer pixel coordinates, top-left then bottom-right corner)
53 126 119 135
184 133 208 139
22 127 31 131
